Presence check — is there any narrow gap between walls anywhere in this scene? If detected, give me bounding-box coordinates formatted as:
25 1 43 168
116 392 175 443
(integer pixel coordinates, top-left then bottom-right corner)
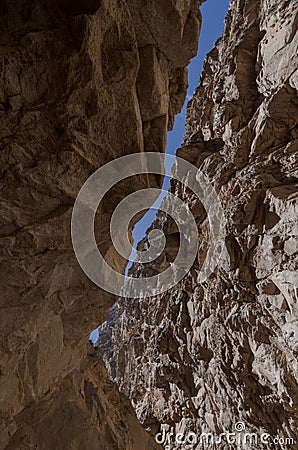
89 0 230 343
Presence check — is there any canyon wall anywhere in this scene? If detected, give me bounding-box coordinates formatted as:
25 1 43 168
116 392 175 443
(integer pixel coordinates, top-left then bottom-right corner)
99 0 298 448
0 0 201 448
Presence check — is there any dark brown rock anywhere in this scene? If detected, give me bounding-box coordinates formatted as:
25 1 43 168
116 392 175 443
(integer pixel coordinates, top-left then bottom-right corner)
0 0 201 447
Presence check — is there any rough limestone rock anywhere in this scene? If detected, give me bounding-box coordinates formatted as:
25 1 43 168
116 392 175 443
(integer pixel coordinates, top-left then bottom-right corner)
0 0 201 448
98 0 298 448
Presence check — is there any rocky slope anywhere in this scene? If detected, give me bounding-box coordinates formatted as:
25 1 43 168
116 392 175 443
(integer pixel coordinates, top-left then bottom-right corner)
98 0 298 448
0 0 201 448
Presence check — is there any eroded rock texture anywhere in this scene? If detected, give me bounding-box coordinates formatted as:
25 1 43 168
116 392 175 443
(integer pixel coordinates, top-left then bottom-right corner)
98 0 298 448
0 0 201 448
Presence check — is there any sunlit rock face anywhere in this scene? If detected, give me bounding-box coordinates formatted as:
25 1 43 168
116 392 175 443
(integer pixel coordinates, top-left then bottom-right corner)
98 0 298 447
0 0 201 447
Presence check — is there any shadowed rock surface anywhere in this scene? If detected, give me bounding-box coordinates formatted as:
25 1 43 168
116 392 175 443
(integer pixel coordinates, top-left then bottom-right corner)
98 0 298 448
0 0 201 448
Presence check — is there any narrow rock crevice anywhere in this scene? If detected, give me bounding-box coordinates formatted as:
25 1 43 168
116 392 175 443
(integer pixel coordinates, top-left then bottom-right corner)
98 0 298 447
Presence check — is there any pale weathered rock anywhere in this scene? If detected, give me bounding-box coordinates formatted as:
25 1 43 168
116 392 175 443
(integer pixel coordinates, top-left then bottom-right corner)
98 0 298 448
0 0 201 448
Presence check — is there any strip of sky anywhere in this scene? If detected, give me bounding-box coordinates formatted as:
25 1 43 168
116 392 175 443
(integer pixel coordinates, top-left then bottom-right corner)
89 0 230 342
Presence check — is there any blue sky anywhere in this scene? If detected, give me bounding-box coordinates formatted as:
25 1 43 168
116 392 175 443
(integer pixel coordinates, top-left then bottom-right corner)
90 0 230 342
125 0 230 274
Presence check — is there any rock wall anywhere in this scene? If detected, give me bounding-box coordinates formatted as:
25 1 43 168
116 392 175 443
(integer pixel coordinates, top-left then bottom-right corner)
0 0 201 448
98 0 298 448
